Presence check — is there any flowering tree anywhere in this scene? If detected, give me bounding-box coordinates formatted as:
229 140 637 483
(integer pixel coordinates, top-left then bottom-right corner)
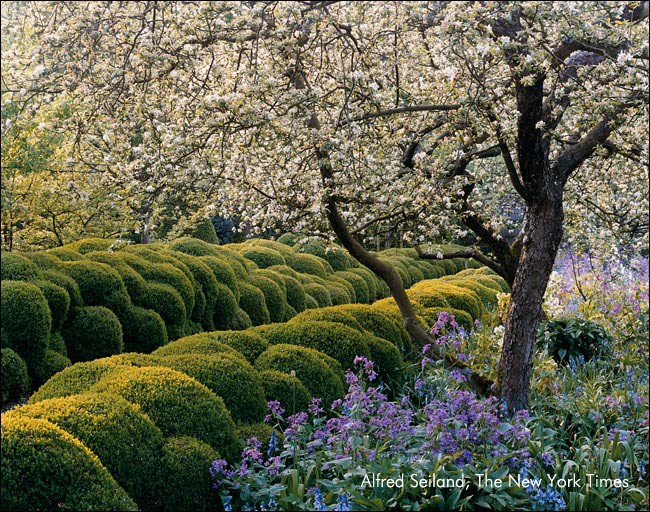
2 1 648 412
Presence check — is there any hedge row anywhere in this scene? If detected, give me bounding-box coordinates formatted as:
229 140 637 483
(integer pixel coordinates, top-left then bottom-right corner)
1 237 477 403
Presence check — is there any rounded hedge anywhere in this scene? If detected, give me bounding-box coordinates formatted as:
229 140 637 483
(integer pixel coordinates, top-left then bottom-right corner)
1 280 51 379
255 344 344 408
258 369 313 416
296 238 328 259
168 237 220 257
42 269 84 308
46 247 84 261
62 306 123 363
201 256 240 300
246 239 296 257
210 247 251 281
34 349 72 386
409 281 484 319
151 333 248 361
59 260 130 310
48 332 67 356
242 247 286 269
92 365 241 460
137 282 187 340
16 392 165 509
407 288 451 308
276 233 299 246
281 274 307 313
304 293 320 309
24 251 61 270
194 330 269 364
325 283 353 305
366 335 403 383
266 264 300 280
442 277 498 308
335 271 370 304
249 274 287 323
239 281 271 326
328 274 357 302
65 238 116 254
422 307 474 333
290 308 364 333
228 307 253 330
324 246 353 271
121 306 168 353
259 320 371 370
348 267 378 301
159 354 267 424
187 218 220 243
33 279 70 332
1 349 29 405
213 282 238 329
286 252 330 278
152 436 221 512
406 264 425 284
1 414 137 511
304 282 332 308
136 262 195 316
1 252 42 281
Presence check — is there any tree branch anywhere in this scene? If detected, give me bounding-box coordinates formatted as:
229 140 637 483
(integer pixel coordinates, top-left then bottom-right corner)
340 103 461 126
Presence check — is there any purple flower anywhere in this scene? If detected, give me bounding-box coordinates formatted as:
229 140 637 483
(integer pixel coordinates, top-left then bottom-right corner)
308 397 324 416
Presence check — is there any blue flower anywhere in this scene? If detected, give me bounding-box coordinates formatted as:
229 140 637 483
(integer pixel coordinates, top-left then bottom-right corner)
223 496 233 512
312 488 327 511
528 485 566 511
267 430 278 458
336 491 352 511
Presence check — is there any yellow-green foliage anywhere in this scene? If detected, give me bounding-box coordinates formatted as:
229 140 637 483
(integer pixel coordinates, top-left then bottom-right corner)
239 281 271 326
290 308 364 332
257 369 312 416
260 320 371 370
249 274 287 323
441 276 499 307
1 252 42 281
242 247 286 268
255 344 344 408
46 247 84 261
335 270 371 304
323 246 355 271
91 365 241 460
32 279 70 332
189 330 269 364
328 274 357 302
158 354 267 424
167 237 220 257
24 251 61 270
213 282 238 329
63 306 123 363
347 267 378 302
409 280 484 319
15 392 165 508
286 252 330 278
303 282 332 307
152 436 221 512
152 333 248 362
1 414 138 511
1 280 51 379
138 282 187 340
1 349 29 405
41 269 84 308
64 238 116 254
136 262 195 316
201 256 240 300
35 349 72 386
121 306 168 353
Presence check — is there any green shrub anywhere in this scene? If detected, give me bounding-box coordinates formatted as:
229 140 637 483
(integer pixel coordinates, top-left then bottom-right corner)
326 283 353 305
441 276 499 307
1 349 29 405
65 238 116 254
137 282 187 340
304 282 332 307
276 233 299 246
62 306 123 363
290 308 364 332
151 333 248 361
335 270 370 303
1 252 42 281
201 256 240 300
48 332 67 356
121 306 168 353
228 307 253 330
406 264 425 284
159 354 267 423
260 320 371 371
328 274 357 302
258 369 312 416
24 251 61 270
46 247 84 261
134 262 195 315
34 350 72 386
324 246 353 271
236 422 278 448
304 294 319 309
168 237 220 257
33 279 70 332
286 252 329 278
348 267 378 301
249 274 287 323
16 392 165 509
281 274 307 313
537 317 612 365
255 344 344 408
409 281 483 319
1 414 138 511
408 288 450 308
239 281 271 326
186 218 220 243
92 365 240 460
245 239 296 257
152 436 221 512
366 335 403 383
210 247 250 281
59 260 130 312
266 264 300 280
194 330 269 364
242 247 286 268
1 280 51 380
41 269 84 308
296 238 328 259
213 282 238 329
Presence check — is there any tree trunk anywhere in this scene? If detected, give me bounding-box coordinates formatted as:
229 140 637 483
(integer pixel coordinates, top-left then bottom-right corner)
496 195 564 414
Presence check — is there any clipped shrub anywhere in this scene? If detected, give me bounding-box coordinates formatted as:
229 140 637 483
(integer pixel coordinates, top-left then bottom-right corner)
239 281 271 326
137 282 187 340
408 288 450 308
32 279 70 332
1 349 29 405
236 422 276 448
328 274 357 302
16 392 165 509
213 282 238 329
255 344 344 408
366 335 403 383
92 365 241 460
324 246 353 271
187 218 220 243
41 269 84 308
245 239 296 257
282 274 307 313
348 267 378 301
259 321 371 370
195 330 269 364
65 238 116 254
406 264 425 284
48 332 67 356
159 354 267 423
210 247 250 281
151 333 247 361
304 294 319 309
409 281 483 319
121 306 168 353
34 350 72 386
201 256 240 300
24 251 61 270
168 237 219 257
46 247 84 261
326 283 353 305
249 274 287 323
228 307 253 330
1 252 42 281
1 414 138 511
258 369 312 416
335 270 370 303
276 233 299 246
242 247 286 268
537 317 612 365
290 308 364 332
62 306 123 363
304 282 332 308
59 260 130 312
286 252 329 278
1 280 51 379
137 262 195 318
152 436 221 512
296 238 328 259
266 264 300 280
